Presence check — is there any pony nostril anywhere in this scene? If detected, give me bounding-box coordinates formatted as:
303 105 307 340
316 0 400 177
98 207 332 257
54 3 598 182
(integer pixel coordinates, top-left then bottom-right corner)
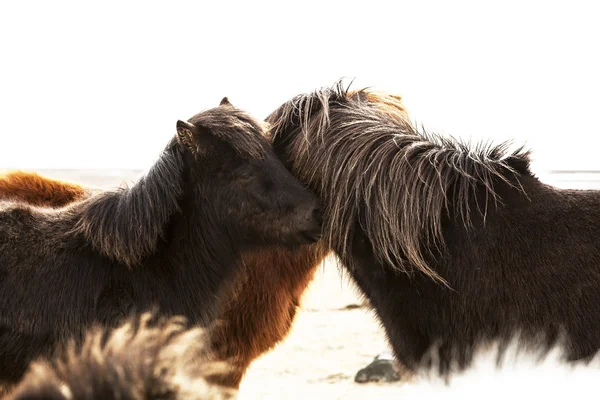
312 207 324 224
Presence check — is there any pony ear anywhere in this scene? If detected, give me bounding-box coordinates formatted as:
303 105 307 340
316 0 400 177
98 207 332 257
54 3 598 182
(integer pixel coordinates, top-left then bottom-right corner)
176 120 213 158
220 97 232 106
176 120 200 155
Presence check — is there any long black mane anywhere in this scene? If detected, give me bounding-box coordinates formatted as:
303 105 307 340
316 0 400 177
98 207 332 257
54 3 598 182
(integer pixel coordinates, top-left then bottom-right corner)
72 139 185 266
269 81 531 282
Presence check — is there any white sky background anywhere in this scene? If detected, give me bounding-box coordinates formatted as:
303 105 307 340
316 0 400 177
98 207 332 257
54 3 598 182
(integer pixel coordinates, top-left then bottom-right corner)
0 0 598 170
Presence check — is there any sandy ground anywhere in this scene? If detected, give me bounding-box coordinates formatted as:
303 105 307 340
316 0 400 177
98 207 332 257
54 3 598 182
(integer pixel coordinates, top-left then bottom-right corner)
239 264 407 399
9 168 600 399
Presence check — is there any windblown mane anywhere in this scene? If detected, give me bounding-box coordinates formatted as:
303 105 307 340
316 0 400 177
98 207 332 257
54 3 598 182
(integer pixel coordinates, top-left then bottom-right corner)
67 105 270 267
269 81 531 282
9 313 234 400
72 139 185 266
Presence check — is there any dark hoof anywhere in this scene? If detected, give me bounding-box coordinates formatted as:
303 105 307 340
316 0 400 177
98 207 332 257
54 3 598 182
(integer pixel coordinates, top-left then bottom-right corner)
354 358 400 383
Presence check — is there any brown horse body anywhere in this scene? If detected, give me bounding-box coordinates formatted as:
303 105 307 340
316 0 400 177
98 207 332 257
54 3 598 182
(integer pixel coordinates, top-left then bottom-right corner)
0 170 328 388
268 82 600 377
0 99 323 388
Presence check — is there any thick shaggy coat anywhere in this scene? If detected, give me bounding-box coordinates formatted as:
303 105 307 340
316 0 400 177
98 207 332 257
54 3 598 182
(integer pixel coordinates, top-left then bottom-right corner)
0 92 412 387
268 82 600 375
0 99 322 385
7 313 236 400
0 171 330 388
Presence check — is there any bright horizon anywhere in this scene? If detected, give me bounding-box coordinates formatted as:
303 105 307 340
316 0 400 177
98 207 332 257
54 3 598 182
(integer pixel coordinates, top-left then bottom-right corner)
1 1 599 171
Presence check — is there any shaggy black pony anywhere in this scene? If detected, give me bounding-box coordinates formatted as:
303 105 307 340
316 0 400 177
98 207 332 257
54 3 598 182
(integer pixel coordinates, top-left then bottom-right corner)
0 98 322 386
267 82 600 377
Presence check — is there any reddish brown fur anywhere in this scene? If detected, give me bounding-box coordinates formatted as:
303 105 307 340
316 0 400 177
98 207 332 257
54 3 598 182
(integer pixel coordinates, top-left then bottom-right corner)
355 90 410 123
208 244 328 387
0 171 88 207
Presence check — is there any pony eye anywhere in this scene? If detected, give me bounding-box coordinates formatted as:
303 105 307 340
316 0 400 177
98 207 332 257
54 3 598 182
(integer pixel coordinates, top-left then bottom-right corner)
237 173 255 183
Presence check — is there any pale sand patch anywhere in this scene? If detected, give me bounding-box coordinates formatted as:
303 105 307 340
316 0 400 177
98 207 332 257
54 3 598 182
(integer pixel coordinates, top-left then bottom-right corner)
238 262 408 399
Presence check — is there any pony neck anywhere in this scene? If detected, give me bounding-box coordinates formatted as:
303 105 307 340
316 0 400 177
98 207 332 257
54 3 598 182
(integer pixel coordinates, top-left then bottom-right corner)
73 139 185 266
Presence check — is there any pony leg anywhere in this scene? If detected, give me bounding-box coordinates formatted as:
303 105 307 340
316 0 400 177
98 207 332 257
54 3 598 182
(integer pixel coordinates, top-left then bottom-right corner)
208 244 328 388
0 171 88 207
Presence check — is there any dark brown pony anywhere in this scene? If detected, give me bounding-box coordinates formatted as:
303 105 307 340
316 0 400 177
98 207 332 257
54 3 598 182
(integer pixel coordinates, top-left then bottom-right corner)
0 98 323 388
0 93 411 388
7 313 235 400
0 173 329 389
268 81 600 377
